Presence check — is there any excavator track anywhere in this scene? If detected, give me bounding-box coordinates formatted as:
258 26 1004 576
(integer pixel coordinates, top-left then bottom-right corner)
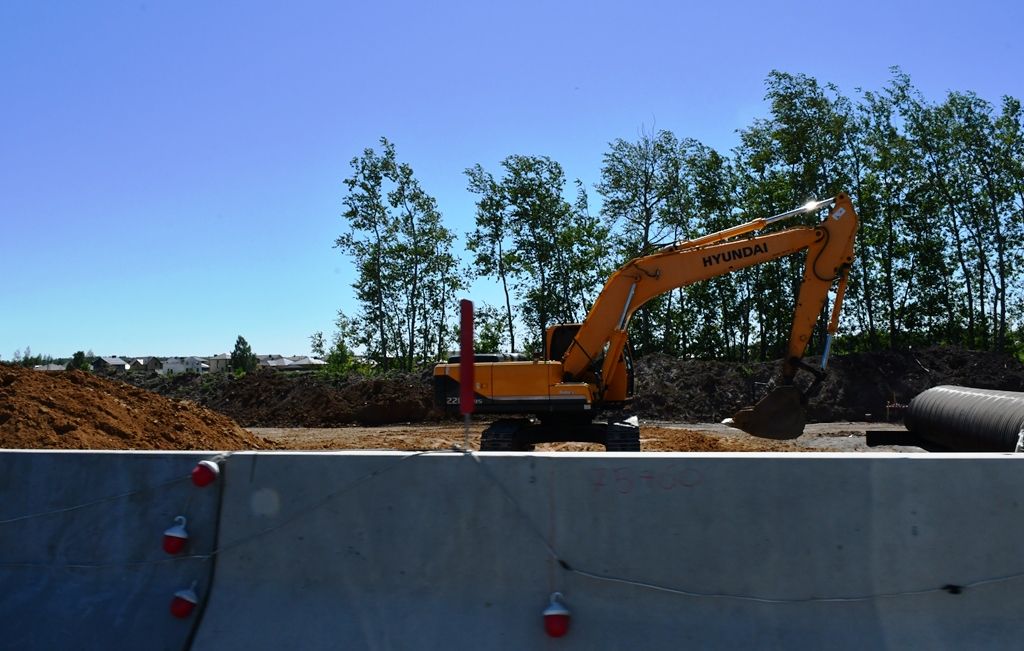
479 419 535 451
478 418 640 452
603 421 641 451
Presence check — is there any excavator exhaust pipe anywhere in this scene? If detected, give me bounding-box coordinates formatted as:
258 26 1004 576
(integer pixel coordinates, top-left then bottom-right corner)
726 385 806 440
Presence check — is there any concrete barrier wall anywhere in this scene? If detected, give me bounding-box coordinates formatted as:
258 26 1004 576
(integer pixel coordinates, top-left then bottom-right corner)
0 451 222 651
194 451 1024 650
4 450 1024 650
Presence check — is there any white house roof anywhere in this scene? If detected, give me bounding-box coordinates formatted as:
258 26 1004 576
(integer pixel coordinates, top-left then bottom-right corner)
98 357 127 365
263 358 294 367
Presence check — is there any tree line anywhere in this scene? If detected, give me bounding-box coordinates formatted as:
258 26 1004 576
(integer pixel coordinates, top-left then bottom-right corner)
6 349 97 371
331 69 1024 372
6 336 261 375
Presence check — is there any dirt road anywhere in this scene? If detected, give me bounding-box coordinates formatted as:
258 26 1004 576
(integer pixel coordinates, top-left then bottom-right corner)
250 421 922 453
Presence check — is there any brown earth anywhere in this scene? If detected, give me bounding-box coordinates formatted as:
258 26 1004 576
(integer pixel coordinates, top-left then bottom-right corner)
0 363 802 452
4 346 1022 451
113 346 1024 428
249 424 808 452
127 370 434 427
0 363 812 452
0 365 273 450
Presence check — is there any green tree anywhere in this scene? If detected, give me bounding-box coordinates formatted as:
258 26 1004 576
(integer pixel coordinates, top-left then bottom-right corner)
67 351 91 371
320 310 370 375
309 331 326 358
230 336 258 374
677 140 743 359
466 164 519 351
471 304 507 353
11 345 53 368
597 128 683 354
337 138 464 370
732 71 855 360
993 96 1024 350
467 155 611 351
849 71 926 349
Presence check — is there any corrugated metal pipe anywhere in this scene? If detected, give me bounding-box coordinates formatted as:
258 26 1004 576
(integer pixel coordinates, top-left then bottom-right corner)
905 385 1024 452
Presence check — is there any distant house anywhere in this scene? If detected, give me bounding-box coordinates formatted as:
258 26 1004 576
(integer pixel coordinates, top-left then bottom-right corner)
259 355 327 371
286 356 328 371
92 357 129 372
129 357 162 372
261 357 292 369
206 353 232 373
159 357 209 375
33 363 65 372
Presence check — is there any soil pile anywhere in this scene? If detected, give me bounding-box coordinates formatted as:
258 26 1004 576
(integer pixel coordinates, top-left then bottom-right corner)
633 346 1024 423
126 370 434 427
0 365 273 450
630 426 804 452
632 356 755 423
808 348 1024 421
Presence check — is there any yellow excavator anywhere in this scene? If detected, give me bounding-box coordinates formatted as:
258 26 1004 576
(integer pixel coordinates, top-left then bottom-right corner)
433 193 859 450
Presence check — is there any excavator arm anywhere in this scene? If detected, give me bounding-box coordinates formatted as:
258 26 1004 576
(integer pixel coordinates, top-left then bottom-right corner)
562 193 858 437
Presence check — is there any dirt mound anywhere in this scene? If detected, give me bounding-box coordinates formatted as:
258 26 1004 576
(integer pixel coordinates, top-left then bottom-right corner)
0 365 273 450
632 346 1024 423
208 371 432 427
808 347 1024 421
126 370 433 427
631 355 760 422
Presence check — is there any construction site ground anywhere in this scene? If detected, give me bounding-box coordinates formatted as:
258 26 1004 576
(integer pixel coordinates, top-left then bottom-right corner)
248 420 919 452
3 345 1021 453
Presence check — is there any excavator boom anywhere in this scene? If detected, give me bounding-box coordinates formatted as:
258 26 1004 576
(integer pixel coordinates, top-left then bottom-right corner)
561 194 857 387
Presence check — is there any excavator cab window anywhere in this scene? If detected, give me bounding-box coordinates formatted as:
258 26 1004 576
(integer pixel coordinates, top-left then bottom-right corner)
545 324 582 361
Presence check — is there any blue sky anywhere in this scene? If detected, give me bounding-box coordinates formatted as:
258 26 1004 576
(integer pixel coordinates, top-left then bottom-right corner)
2 0 1022 358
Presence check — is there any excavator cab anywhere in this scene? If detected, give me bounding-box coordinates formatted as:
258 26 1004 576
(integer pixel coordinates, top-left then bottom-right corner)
545 324 581 361
545 323 634 406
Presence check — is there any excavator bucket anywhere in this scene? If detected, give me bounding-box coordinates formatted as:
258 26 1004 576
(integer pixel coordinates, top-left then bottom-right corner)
726 385 806 440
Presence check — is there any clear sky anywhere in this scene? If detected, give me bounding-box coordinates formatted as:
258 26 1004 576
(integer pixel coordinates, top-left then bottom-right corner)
2 0 1022 359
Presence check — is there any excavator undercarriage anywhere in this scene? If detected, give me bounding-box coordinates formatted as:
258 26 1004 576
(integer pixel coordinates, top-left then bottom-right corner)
477 417 641 452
